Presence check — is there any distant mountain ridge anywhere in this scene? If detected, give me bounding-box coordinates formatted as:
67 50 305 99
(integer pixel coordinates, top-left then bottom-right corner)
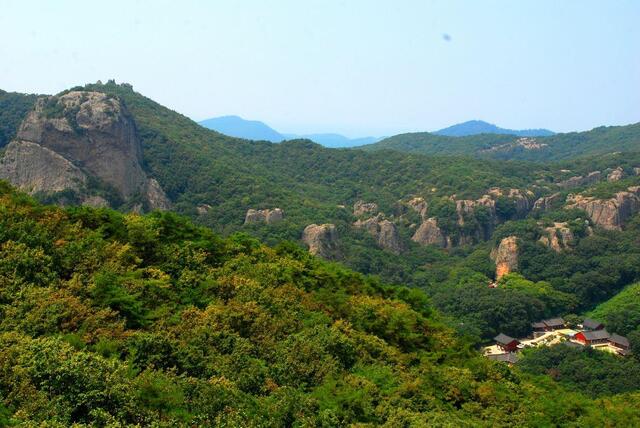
199 115 284 142
199 115 381 147
435 120 555 137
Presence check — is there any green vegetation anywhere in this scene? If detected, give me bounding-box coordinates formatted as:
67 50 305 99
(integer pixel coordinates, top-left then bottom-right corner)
520 344 640 397
362 123 640 162
3 182 640 425
0 89 38 147
589 282 640 335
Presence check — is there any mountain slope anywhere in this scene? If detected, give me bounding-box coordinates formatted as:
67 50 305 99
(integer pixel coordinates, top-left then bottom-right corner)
282 132 382 148
363 122 640 161
0 89 38 147
199 115 284 142
435 120 554 137
1 182 640 425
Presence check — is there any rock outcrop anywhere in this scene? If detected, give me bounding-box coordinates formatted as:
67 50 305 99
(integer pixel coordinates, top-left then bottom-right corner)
0 140 87 194
353 215 402 253
607 167 624 182
411 218 449 248
302 224 339 259
558 171 601 189
533 193 562 211
407 197 428 219
539 222 574 252
353 200 378 217
244 208 284 224
491 236 519 280
565 187 640 230
0 91 170 210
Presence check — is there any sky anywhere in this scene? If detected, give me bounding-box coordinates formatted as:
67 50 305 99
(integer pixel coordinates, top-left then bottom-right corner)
1 0 638 137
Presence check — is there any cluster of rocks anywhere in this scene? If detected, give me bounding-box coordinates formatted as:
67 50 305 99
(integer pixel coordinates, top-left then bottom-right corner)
538 222 575 252
353 214 402 254
0 91 171 210
244 208 284 224
353 200 378 217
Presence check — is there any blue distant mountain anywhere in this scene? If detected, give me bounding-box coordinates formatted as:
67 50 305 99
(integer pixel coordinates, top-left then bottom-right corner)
435 120 554 137
199 116 284 142
199 116 381 147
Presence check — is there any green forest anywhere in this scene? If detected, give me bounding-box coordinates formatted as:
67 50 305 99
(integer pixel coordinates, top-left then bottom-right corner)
2 183 640 426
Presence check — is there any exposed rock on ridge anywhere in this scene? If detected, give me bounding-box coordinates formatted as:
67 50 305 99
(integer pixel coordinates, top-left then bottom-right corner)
491 236 519 280
0 91 170 210
411 218 448 248
565 187 640 230
353 214 402 253
244 208 284 224
538 222 574 252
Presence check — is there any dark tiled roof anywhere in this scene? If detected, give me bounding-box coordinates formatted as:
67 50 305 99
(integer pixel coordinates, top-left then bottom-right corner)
582 318 604 330
609 333 630 348
582 329 610 341
494 333 518 345
544 317 565 327
531 322 546 329
487 353 519 363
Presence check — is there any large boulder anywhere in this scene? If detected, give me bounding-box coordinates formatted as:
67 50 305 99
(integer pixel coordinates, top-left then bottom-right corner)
244 208 284 224
411 218 449 248
0 91 170 210
565 187 640 230
354 215 402 253
491 236 519 280
538 222 574 252
302 224 339 259
353 200 378 217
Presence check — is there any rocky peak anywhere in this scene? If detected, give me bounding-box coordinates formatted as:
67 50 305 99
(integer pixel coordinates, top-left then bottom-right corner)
565 186 640 230
353 200 378 217
302 224 339 259
558 171 601 189
491 236 519 280
0 91 170 210
244 208 284 224
353 214 402 253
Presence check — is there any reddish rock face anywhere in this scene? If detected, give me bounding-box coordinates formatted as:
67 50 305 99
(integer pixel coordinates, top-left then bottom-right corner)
491 236 518 280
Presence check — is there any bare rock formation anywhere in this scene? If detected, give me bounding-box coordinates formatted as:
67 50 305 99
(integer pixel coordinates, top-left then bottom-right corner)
411 218 449 248
539 222 574 252
302 224 339 259
196 204 212 215
244 208 284 224
353 214 402 253
558 171 601 189
565 187 640 230
0 91 170 210
353 200 378 217
407 197 428 219
533 193 562 211
0 140 87 194
491 236 519 280
607 167 624 182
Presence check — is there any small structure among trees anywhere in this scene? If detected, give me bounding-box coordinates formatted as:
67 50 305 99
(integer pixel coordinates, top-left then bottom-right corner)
494 333 520 352
581 318 605 331
531 317 566 333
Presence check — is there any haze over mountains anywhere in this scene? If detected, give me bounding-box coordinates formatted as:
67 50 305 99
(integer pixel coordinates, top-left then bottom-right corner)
434 120 555 137
199 115 556 148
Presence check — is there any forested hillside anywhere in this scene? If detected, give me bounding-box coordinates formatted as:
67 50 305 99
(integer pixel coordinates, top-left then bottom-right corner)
362 123 640 162
1 182 640 426
0 89 38 147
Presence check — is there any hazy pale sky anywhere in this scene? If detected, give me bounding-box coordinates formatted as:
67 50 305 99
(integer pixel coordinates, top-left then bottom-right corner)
1 0 638 137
